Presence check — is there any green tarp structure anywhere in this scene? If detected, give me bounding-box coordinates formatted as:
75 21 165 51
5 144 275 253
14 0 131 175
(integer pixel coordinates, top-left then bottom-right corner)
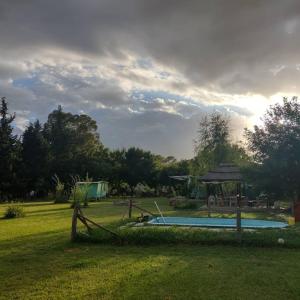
76 181 108 199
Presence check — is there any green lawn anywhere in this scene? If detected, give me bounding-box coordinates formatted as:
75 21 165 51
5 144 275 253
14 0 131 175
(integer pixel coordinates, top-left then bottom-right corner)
1 199 300 299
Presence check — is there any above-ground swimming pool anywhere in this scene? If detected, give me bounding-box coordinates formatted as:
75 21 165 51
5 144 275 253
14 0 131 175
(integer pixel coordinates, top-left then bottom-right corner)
148 216 288 229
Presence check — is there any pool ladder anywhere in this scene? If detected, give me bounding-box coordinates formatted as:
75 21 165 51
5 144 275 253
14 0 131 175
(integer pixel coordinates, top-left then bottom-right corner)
154 201 166 224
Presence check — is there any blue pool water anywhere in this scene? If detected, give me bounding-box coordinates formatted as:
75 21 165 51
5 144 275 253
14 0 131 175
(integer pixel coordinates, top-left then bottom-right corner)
148 217 288 229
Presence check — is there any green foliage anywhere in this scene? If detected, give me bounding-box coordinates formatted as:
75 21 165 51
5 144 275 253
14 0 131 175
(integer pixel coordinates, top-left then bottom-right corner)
0 100 224 199
194 112 230 156
116 181 132 196
84 224 300 248
134 183 155 197
245 97 300 199
22 120 51 194
193 112 250 176
3 205 25 219
173 200 198 210
81 174 93 206
124 148 156 186
43 105 104 185
155 156 191 188
0 97 22 200
69 174 93 207
108 147 158 189
69 186 86 207
0 94 297 206
53 175 68 203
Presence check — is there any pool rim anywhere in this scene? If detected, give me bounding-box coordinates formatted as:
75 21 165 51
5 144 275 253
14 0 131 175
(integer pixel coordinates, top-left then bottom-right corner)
147 216 288 229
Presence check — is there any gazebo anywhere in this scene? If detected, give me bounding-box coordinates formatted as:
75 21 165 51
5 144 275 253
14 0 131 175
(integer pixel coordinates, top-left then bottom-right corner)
200 163 243 236
201 163 243 205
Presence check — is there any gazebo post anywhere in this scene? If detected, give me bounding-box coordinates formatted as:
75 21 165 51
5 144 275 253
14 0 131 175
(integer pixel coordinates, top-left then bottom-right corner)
219 183 225 206
236 182 242 242
206 184 211 217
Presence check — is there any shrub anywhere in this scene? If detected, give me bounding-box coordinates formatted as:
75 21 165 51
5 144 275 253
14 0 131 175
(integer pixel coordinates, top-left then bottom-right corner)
174 200 198 210
4 206 25 219
134 183 155 197
53 175 68 203
69 184 87 208
80 224 300 248
119 181 132 196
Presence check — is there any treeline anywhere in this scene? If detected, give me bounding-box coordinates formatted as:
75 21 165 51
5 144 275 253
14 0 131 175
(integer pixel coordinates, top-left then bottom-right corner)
1 96 300 202
0 98 190 200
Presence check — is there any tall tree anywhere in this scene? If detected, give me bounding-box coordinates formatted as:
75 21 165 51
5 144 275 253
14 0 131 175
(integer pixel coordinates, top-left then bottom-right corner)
43 105 103 183
155 156 191 186
194 113 230 173
245 97 300 200
22 120 51 194
195 113 230 154
124 147 157 187
0 97 21 200
108 147 156 187
193 112 249 175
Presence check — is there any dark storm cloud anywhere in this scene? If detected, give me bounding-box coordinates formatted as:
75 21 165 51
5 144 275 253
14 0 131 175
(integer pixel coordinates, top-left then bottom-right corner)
1 0 300 157
1 0 300 95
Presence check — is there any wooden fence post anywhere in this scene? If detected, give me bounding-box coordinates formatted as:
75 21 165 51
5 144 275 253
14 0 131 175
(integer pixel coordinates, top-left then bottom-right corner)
208 198 211 217
71 204 79 242
128 198 133 218
236 207 241 241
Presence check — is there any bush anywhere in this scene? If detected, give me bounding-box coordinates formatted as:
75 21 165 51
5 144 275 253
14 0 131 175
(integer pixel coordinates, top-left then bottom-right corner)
134 183 155 197
69 184 88 208
4 206 25 219
174 200 198 210
53 175 68 203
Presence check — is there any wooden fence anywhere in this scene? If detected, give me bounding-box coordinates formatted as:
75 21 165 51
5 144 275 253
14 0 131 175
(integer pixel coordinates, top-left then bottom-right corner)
71 204 122 242
71 199 288 243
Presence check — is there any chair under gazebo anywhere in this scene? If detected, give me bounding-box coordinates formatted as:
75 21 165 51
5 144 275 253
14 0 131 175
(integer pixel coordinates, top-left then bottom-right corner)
200 163 243 235
200 163 243 207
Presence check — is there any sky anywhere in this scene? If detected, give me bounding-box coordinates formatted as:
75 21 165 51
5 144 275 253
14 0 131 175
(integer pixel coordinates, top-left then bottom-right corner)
1 0 300 158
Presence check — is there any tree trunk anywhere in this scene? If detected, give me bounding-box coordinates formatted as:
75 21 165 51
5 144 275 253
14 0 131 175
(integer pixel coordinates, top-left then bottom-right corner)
236 183 242 242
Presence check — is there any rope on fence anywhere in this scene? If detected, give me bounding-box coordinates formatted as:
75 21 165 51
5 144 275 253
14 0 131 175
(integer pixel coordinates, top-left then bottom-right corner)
71 203 122 242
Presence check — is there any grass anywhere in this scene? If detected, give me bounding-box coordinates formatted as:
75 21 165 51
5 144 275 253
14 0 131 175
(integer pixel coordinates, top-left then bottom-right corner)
1 198 300 299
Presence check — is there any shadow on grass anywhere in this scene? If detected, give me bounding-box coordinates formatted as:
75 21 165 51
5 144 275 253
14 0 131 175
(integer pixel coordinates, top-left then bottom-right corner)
2 225 300 300
26 206 72 215
9 201 55 207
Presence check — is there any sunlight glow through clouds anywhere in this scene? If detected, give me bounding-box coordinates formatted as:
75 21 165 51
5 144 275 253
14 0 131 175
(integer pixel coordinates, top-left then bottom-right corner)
7 49 287 153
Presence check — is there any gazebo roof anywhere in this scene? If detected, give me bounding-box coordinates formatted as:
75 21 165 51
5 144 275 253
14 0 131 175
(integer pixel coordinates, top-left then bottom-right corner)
200 163 243 183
